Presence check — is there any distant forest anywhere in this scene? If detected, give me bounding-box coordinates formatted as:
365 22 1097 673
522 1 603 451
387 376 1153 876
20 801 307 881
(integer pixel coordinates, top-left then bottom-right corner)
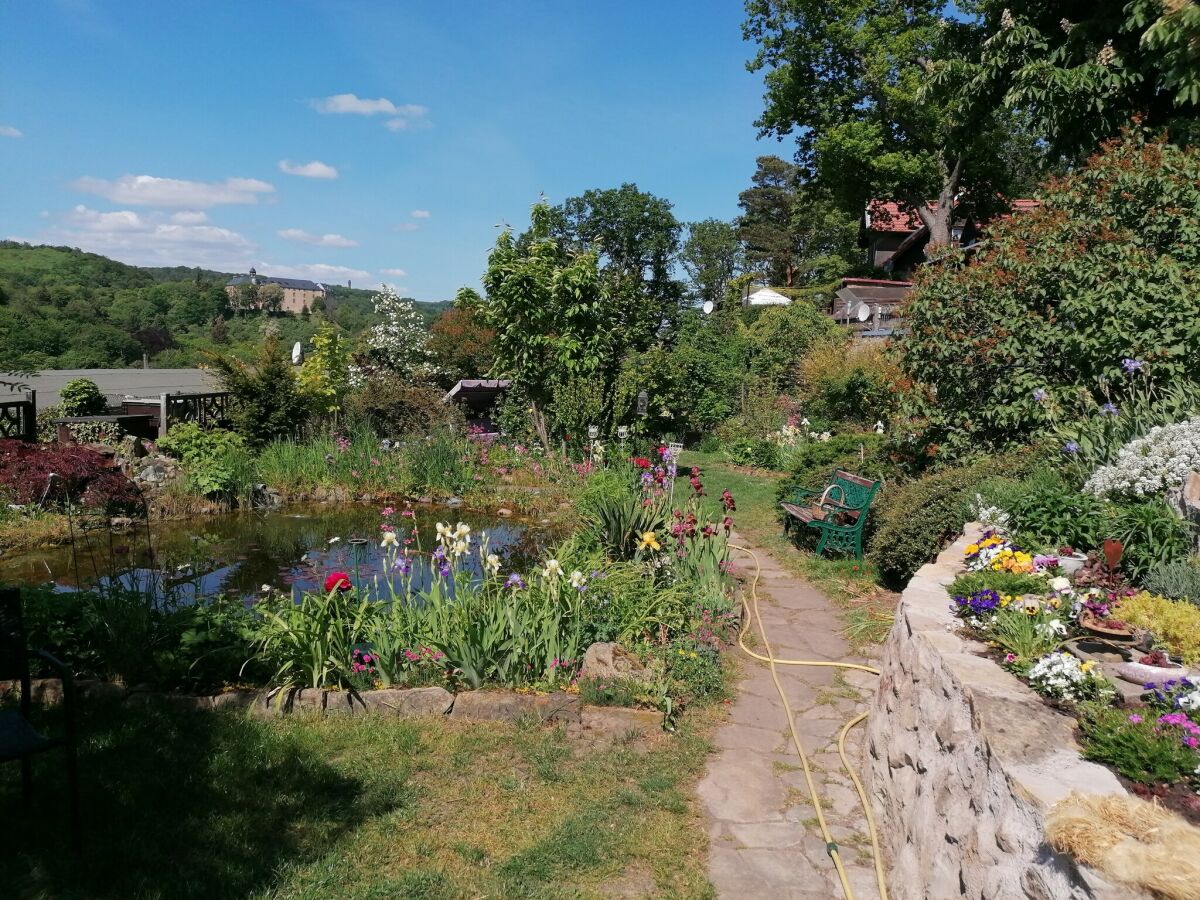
0 242 450 369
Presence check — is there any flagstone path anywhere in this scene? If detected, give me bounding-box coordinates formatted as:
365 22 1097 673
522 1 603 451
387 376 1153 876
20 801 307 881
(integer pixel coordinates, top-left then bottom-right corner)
697 538 886 900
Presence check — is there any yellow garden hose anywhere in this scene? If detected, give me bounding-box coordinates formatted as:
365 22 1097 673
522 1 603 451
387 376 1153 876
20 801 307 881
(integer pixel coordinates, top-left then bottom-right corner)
729 543 888 900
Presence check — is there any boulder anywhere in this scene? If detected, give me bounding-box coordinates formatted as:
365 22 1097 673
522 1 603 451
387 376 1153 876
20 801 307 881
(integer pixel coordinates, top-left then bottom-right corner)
579 642 651 683
496 507 514 518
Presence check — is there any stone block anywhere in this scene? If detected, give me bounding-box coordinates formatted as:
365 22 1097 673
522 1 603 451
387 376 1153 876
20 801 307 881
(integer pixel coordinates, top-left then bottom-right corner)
360 686 454 717
449 690 580 725
579 705 662 743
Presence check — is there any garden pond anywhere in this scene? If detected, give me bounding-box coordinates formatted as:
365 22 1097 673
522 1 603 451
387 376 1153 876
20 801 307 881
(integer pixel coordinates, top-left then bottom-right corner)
0 504 559 604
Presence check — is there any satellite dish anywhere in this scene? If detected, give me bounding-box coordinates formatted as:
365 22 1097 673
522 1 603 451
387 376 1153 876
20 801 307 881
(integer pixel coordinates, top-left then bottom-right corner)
702 300 714 315
291 341 304 365
856 303 872 323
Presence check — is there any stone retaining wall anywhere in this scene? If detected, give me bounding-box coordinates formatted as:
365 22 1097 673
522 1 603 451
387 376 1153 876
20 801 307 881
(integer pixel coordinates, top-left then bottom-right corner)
0 680 661 743
864 524 1149 900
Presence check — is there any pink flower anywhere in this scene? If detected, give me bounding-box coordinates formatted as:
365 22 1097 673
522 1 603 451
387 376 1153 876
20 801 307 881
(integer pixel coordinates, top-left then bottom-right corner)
381 507 395 517
1127 714 1143 724
1004 653 1017 664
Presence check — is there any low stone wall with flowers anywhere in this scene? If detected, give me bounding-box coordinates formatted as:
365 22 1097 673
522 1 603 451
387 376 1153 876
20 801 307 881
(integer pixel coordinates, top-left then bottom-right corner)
0 680 662 743
864 524 1151 900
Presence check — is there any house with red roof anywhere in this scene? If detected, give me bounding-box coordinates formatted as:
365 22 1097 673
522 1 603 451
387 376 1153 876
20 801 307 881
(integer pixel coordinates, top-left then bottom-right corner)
833 197 1039 339
861 198 1040 276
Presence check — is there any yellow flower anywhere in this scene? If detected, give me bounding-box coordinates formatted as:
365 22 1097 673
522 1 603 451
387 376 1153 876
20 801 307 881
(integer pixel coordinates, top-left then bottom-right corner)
1080 660 1096 673
636 531 661 552
965 544 980 555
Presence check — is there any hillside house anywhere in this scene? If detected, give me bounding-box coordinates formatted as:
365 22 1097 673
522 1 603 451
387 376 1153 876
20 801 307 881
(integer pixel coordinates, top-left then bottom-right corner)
841 198 1040 338
226 268 328 314
861 199 1040 276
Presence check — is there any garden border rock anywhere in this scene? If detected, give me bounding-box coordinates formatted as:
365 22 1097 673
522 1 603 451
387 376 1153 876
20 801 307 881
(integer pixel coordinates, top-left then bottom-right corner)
864 523 1150 900
0 679 662 743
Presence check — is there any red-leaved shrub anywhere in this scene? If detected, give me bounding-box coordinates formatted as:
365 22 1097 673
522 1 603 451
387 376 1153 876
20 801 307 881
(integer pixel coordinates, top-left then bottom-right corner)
0 440 143 513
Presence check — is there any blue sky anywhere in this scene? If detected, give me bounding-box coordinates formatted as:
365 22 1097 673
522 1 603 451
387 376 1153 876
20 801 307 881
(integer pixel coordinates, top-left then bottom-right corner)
0 1 774 301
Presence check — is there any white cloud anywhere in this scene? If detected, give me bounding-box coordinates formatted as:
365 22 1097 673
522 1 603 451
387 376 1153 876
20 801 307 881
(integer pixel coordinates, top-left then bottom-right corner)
380 267 408 277
278 159 338 179
72 174 275 208
260 262 372 283
278 228 358 248
0 125 22 138
410 209 431 219
393 222 420 232
311 93 428 131
35 205 257 269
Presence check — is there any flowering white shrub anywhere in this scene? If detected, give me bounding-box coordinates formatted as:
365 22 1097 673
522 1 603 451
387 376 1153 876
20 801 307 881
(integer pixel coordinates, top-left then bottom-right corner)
363 284 439 378
1084 416 1200 498
1026 651 1114 702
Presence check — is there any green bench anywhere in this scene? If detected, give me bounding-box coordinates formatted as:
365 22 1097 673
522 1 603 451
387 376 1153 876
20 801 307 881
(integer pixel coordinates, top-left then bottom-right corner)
780 470 881 559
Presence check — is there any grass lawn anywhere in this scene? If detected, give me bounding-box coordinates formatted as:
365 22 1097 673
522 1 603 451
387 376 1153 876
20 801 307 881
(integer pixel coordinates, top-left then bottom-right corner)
2 700 718 899
682 451 897 652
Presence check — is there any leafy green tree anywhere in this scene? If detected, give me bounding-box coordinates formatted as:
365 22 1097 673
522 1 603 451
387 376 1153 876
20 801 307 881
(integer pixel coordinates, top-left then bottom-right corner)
427 304 496 384
297 323 352 416
473 201 611 445
680 219 744 308
744 1 1028 248
744 300 841 391
206 329 312 447
736 156 857 286
897 131 1200 458
549 184 684 351
946 2 1200 161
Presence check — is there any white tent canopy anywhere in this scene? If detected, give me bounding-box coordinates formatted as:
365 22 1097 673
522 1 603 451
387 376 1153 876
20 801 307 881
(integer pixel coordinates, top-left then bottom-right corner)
744 287 791 306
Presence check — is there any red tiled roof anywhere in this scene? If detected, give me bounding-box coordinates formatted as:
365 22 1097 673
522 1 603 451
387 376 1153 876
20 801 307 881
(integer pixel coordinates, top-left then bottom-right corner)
865 201 927 233
865 198 1040 234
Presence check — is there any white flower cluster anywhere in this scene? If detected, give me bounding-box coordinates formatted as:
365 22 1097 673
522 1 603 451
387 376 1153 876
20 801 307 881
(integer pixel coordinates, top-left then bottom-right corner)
969 493 1012 531
1026 652 1108 701
1084 416 1200 498
1177 686 1200 713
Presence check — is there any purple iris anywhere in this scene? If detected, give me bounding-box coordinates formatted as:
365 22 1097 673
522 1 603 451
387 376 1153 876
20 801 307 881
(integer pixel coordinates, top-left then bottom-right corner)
1033 389 1047 402
393 557 413 575
437 562 452 578
505 572 526 589
1063 441 1079 455
1121 358 1143 374
1100 402 1118 416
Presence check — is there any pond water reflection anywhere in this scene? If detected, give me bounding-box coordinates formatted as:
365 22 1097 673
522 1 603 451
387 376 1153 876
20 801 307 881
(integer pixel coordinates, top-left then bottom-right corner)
0 504 559 604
